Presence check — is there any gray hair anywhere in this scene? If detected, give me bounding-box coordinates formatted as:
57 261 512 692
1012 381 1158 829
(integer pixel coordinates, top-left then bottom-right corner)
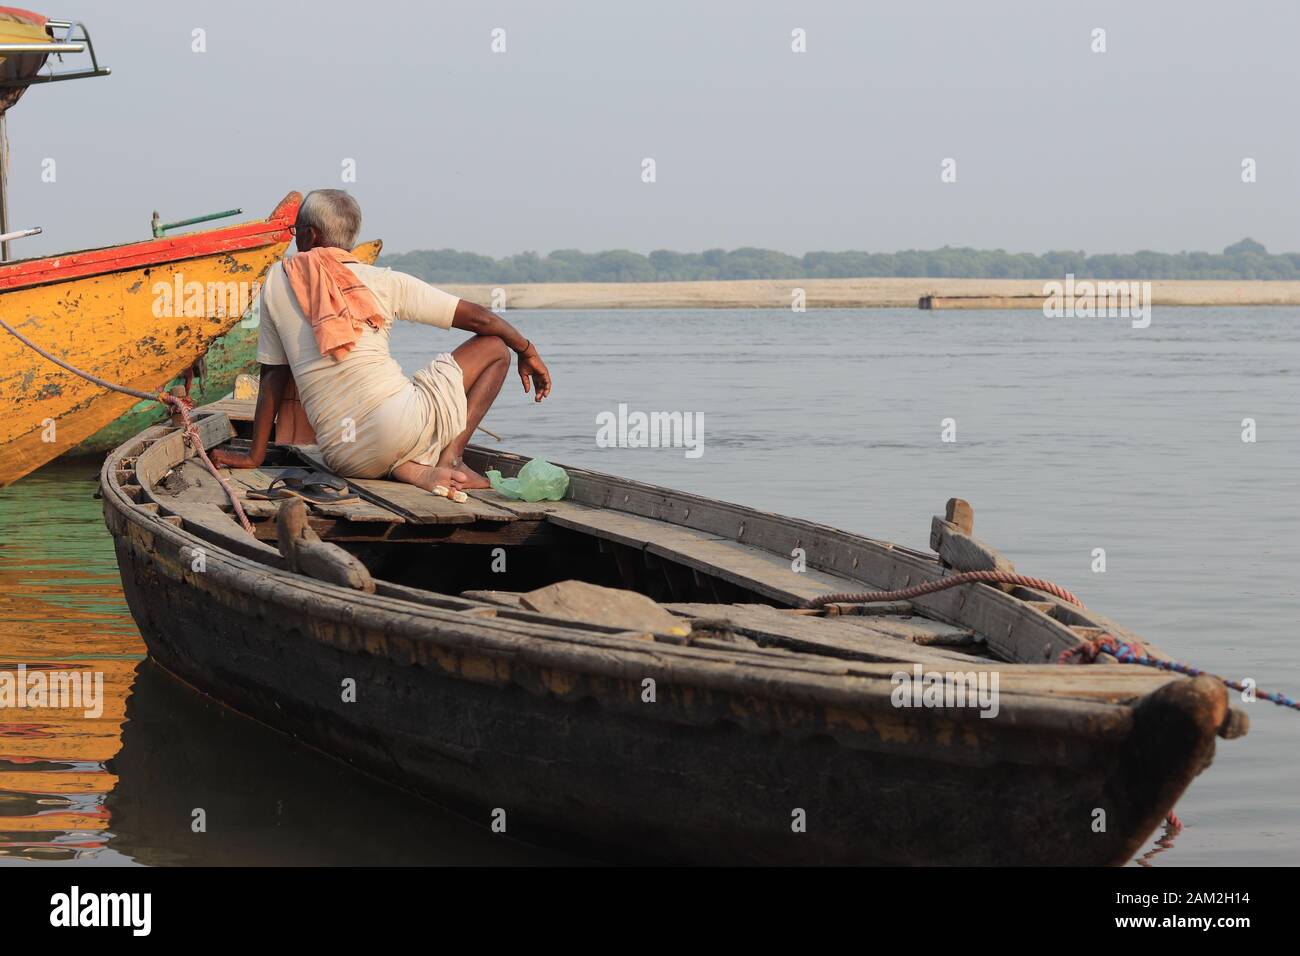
297 189 361 249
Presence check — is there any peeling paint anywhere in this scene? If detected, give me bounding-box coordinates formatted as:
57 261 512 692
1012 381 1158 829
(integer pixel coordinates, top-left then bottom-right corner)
0 242 291 485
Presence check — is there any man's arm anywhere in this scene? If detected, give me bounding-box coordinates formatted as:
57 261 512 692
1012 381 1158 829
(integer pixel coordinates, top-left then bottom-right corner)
451 299 552 401
209 363 292 469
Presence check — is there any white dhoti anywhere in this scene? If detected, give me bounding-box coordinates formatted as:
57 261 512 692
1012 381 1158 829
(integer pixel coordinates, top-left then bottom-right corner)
386 352 468 473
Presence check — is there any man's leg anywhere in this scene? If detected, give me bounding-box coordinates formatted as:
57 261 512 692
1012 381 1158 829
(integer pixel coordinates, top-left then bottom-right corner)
437 334 510 487
391 335 509 492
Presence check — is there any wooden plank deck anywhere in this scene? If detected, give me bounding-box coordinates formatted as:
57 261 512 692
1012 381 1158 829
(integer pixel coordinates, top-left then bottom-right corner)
293 446 516 525
835 613 980 647
544 502 859 606
466 488 565 518
227 466 408 524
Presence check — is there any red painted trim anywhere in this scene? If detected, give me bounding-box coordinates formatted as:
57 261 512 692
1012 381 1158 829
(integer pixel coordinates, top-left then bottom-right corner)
0 191 302 292
0 7 47 27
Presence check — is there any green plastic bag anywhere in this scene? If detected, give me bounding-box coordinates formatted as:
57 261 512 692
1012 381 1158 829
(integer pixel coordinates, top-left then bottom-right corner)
487 458 570 502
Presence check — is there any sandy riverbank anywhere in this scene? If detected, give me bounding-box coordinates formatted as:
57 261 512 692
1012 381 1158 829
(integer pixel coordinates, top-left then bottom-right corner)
439 277 1300 310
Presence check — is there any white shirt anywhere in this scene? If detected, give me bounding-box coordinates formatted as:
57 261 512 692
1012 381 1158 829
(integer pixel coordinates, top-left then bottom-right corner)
255 261 460 475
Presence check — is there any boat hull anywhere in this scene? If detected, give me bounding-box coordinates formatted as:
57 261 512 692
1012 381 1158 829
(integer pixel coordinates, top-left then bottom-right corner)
103 485 1223 866
0 8 51 112
0 193 300 486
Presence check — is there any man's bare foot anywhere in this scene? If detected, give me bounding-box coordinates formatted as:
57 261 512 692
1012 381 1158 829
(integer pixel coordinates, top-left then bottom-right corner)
433 450 492 490
453 463 492 490
392 460 470 493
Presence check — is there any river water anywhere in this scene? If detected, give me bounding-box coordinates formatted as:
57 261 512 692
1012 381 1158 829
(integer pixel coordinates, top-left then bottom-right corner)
1 306 1296 865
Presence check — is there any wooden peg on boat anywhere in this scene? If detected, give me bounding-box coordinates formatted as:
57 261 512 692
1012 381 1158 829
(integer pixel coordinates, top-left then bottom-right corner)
931 498 973 552
275 498 375 593
945 498 974 535
930 497 1016 589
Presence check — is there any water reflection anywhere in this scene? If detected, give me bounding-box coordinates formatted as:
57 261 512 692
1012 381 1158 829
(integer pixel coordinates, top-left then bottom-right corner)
106 661 574 865
0 461 139 862
0 461 574 865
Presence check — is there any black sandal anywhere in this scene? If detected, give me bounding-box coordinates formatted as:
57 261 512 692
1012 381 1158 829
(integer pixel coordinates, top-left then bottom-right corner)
247 471 359 504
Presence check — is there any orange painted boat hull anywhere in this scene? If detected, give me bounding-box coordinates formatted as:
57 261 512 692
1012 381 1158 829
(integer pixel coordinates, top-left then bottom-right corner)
0 191 301 487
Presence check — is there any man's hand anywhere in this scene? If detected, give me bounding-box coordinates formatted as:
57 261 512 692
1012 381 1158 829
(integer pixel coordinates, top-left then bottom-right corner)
207 363 290 473
518 346 552 402
209 448 257 470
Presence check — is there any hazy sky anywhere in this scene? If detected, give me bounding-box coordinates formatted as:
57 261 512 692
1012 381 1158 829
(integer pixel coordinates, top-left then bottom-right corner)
6 0 1299 259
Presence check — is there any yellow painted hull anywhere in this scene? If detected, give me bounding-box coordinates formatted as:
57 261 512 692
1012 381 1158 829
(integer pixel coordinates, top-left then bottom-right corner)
0 193 301 486
0 248 286 485
0 11 52 111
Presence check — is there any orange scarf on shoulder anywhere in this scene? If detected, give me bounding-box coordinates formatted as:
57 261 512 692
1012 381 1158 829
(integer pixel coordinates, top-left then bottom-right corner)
282 247 384 361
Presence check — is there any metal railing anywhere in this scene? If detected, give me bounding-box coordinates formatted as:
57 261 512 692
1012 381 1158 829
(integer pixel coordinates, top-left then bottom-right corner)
0 18 112 88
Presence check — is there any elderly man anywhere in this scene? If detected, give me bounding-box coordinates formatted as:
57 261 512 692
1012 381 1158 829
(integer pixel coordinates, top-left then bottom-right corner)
211 189 550 493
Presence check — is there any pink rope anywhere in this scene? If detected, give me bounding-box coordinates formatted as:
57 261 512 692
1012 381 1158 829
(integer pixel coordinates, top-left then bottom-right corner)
164 394 254 534
808 569 1083 609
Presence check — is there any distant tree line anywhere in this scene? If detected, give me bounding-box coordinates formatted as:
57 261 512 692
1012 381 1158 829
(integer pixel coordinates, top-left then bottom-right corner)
378 238 1300 284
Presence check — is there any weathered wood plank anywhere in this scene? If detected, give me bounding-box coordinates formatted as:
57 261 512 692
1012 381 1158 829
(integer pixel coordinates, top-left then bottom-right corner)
930 515 1015 574
466 488 564 518
227 466 406 524
156 502 285 566
293 445 514 525
460 589 527 609
823 600 914 617
945 498 975 535
135 413 236 489
226 466 280 493
547 504 859 606
156 458 237 507
838 614 981 647
133 413 284 565
241 499 283 520
664 603 990 665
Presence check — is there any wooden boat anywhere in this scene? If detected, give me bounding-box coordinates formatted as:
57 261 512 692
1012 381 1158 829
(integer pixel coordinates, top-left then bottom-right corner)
0 192 300 486
0 7 55 112
99 399 1248 865
66 238 384 457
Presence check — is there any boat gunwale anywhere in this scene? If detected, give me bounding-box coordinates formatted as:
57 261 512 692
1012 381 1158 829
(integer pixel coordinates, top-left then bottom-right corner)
0 191 301 292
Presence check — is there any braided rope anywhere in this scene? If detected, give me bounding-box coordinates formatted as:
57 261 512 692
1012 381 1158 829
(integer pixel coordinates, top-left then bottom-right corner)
167 393 255 534
808 569 1082 609
1061 634 1300 712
